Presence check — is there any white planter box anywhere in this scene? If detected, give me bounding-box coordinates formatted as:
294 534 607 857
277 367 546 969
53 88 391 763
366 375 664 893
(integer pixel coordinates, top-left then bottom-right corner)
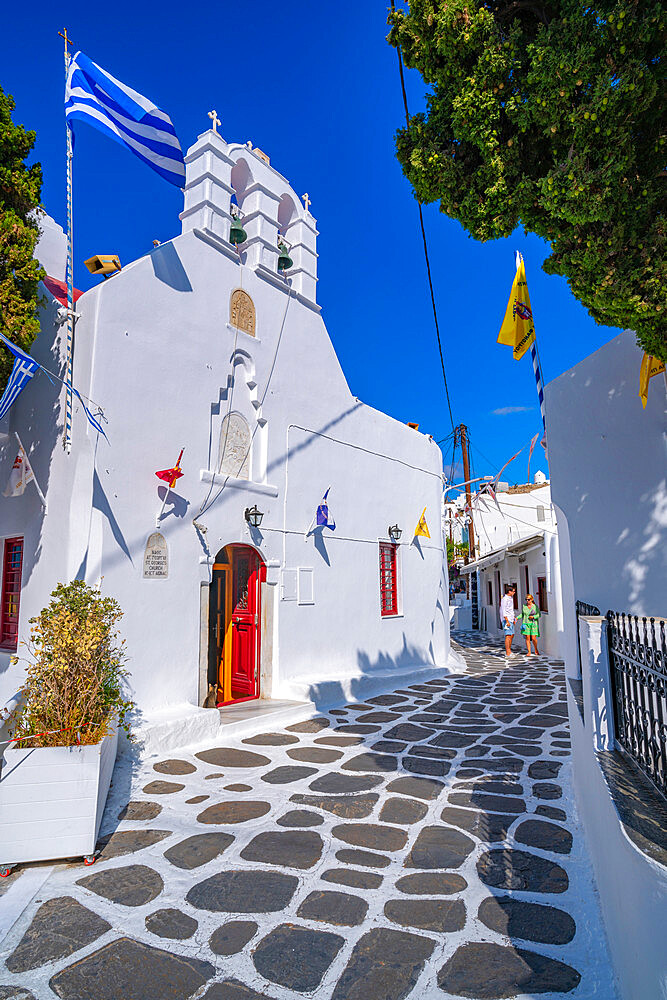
0 727 118 866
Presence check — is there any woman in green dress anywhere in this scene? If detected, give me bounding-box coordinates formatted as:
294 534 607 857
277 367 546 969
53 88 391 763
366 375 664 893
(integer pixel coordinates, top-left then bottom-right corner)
521 594 541 655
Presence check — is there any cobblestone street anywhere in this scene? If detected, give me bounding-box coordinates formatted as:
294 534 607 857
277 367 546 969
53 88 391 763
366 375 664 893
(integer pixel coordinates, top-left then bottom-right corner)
0 635 619 1000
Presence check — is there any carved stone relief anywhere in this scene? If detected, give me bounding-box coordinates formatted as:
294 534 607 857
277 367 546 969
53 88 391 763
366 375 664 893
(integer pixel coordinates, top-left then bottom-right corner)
230 289 256 337
219 412 251 479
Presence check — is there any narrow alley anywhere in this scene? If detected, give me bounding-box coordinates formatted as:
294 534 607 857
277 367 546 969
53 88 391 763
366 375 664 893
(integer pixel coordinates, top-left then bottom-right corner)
0 635 619 1000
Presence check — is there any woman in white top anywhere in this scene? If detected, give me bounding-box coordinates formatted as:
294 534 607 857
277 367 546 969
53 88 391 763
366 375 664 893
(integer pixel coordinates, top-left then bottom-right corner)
500 585 517 657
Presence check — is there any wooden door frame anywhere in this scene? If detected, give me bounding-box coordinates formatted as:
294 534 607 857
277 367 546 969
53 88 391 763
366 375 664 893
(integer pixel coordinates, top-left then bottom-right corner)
212 562 233 703
214 544 266 707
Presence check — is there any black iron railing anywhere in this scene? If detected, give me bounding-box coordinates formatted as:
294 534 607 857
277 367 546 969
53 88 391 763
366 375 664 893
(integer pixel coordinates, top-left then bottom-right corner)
607 611 667 800
577 601 601 618
575 600 601 676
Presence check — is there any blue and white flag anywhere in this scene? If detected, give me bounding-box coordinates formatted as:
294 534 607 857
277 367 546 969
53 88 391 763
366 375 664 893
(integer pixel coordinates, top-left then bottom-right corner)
65 51 185 188
0 333 107 439
0 334 40 421
71 387 107 439
316 488 336 531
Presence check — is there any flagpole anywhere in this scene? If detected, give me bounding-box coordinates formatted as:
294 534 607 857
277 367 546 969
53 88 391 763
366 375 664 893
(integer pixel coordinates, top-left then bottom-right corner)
305 485 331 540
156 448 184 528
14 432 47 511
515 251 547 437
59 29 74 453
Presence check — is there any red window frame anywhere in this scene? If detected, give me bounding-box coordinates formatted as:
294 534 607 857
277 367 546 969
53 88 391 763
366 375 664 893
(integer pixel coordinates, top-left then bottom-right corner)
537 576 548 613
379 542 398 617
0 537 24 650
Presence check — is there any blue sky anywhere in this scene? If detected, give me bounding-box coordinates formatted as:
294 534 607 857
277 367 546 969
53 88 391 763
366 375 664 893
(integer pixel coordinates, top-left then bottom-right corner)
5 0 617 484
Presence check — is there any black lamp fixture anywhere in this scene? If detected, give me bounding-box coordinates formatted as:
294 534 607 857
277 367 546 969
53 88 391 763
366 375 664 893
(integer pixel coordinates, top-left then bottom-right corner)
244 505 264 528
388 524 402 543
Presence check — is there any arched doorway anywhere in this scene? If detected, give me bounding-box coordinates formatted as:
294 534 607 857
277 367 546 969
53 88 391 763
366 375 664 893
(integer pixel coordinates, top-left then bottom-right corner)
209 544 266 706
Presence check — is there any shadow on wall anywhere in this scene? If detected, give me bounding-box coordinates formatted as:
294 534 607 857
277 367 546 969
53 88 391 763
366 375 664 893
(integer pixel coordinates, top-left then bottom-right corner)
357 636 435 676
302 637 442 710
73 401 368 584
621 478 667 613
311 526 331 566
150 242 193 293
548 333 666 618
585 637 613 752
266 403 363 479
2 297 64 594
157 485 190 522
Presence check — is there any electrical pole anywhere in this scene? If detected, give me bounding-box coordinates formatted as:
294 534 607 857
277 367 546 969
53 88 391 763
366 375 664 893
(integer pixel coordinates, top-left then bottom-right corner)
459 424 476 561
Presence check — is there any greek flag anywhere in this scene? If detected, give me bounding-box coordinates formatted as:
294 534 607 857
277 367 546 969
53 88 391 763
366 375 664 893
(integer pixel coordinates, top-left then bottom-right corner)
0 333 107 439
65 51 185 188
0 335 40 421
71 387 107 439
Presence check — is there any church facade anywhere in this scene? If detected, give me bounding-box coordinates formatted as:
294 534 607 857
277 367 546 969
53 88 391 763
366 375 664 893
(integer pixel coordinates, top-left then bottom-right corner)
0 128 457 741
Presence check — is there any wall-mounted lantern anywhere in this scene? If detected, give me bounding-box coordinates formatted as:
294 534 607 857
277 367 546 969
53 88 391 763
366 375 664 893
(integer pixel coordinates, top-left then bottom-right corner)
388 524 402 543
244 506 264 528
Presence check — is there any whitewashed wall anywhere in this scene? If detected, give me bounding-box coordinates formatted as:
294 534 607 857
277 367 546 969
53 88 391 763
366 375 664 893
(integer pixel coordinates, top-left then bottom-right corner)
546 333 667 1000
465 483 563 656
475 539 562 657
473 483 553 555
0 133 456 720
546 330 666 617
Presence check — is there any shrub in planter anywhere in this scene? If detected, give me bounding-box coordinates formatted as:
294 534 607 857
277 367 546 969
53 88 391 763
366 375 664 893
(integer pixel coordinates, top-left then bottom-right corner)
0 581 133 870
9 579 132 748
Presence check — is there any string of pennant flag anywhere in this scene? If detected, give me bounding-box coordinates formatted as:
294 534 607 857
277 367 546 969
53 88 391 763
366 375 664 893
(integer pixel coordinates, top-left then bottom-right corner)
154 460 432 542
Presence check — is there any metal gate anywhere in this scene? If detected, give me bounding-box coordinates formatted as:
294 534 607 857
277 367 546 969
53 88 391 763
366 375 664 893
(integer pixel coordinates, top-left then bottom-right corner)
607 611 667 800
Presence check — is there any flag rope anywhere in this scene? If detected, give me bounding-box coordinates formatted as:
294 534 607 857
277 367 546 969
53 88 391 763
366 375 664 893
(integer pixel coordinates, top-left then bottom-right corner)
63 35 75 453
530 342 546 434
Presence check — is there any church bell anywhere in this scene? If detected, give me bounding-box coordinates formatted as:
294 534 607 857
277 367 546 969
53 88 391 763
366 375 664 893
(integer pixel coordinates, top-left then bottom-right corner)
229 216 247 245
277 239 293 272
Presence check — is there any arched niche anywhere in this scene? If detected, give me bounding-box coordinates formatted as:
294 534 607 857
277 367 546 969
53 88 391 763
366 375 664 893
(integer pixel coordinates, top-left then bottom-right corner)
278 193 297 235
231 158 252 209
219 412 251 480
230 289 255 337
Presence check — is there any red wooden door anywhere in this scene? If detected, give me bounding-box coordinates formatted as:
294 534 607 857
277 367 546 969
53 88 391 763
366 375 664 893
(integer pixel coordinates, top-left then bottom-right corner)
230 547 259 699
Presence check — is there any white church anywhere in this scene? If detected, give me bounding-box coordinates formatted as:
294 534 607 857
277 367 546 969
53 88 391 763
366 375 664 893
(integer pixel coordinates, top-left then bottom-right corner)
0 126 458 747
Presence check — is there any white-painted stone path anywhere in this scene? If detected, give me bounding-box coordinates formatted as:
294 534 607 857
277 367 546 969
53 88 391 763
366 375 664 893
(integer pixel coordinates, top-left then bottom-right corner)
0 635 620 1000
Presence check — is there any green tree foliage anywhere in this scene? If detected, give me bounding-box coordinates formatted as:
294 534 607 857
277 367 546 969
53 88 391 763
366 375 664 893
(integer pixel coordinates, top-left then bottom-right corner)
447 536 455 564
388 1 666 360
0 84 44 391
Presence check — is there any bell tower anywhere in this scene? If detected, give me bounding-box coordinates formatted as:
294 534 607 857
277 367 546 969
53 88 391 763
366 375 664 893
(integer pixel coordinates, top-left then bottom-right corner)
180 122 318 304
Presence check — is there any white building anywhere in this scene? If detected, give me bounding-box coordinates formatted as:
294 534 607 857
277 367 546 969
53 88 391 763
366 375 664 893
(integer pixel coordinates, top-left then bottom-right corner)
442 495 466 548
546 330 666 1000
0 127 460 749
460 475 564 657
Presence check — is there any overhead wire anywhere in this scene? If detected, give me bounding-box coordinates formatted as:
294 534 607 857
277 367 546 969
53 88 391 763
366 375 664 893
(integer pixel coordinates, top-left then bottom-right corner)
196 277 294 523
469 438 499 474
390 0 455 435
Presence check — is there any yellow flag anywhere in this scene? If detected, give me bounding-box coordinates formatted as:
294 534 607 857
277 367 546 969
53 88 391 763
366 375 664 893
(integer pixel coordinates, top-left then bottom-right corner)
639 353 665 409
497 258 536 361
414 508 430 539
